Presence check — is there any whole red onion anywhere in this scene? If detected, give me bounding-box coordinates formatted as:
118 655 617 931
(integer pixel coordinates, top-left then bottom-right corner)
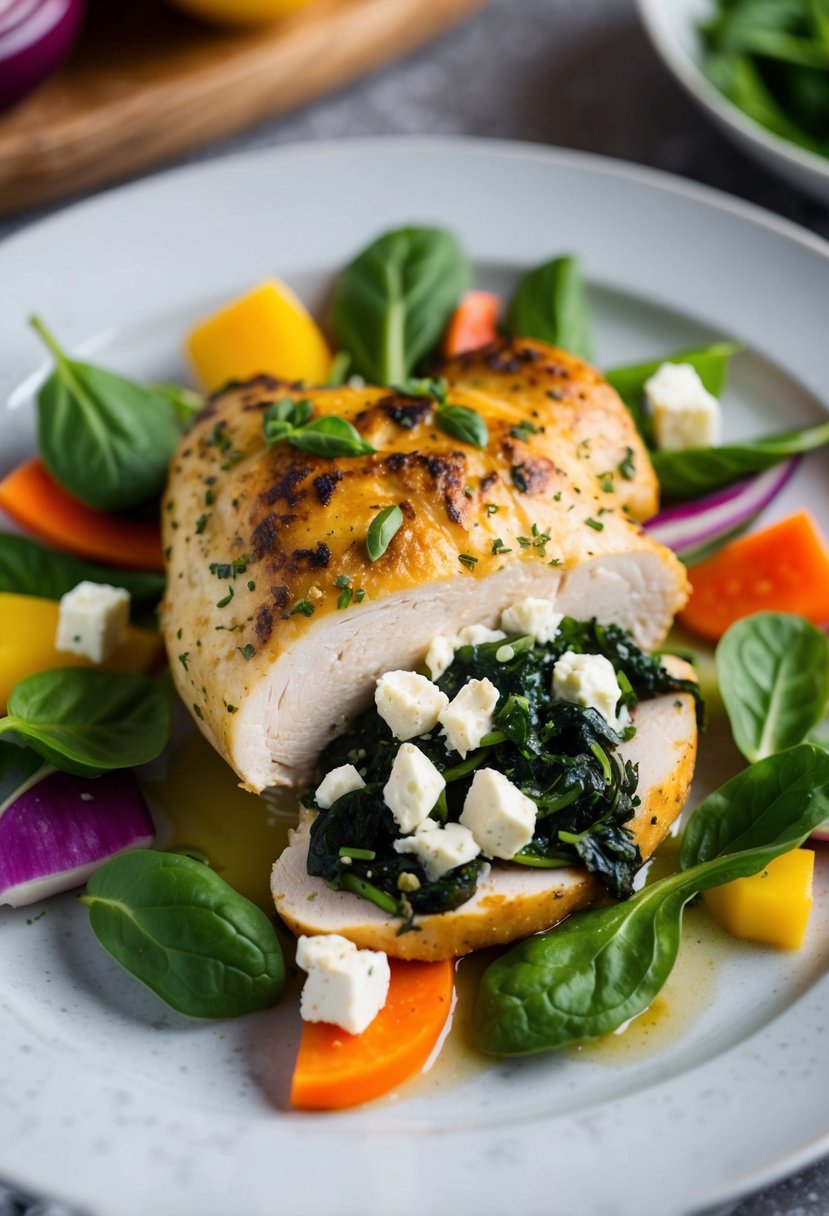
0 0 86 111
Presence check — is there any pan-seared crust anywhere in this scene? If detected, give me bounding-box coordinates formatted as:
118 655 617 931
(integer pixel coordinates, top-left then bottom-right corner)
271 676 698 961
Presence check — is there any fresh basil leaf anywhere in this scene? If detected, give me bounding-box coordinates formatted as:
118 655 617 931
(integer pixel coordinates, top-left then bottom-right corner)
332 227 470 384
0 669 171 777
473 743 829 1055
0 532 164 618
366 505 404 561
716 612 829 763
505 255 592 359
391 377 448 403
605 341 740 436
81 850 285 1019
652 418 829 502
288 415 375 457
263 397 314 442
151 382 204 424
436 404 489 449
31 317 182 513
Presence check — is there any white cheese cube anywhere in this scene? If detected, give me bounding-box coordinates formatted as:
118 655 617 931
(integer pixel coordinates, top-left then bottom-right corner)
315 764 365 809
375 670 449 741
455 624 506 647
425 636 456 681
296 934 390 1035
460 768 537 860
552 650 626 730
55 581 130 663
645 362 721 452
500 598 563 644
383 743 446 833
439 677 500 758
393 820 480 880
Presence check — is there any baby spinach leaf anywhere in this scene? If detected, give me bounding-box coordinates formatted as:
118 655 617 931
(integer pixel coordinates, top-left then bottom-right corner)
435 404 489 448
679 742 829 867
0 669 171 777
366 505 404 561
505 255 592 359
716 612 829 762
31 317 183 513
652 418 829 501
81 850 285 1019
473 743 829 1055
0 532 164 618
332 227 470 384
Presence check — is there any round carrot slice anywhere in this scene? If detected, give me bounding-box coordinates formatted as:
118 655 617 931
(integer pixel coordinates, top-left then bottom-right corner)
290 958 455 1110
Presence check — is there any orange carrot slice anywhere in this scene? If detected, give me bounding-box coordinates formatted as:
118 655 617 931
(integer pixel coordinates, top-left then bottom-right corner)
442 291 500 357
290 959 454 1110
680 510 829 640
0 459 164 572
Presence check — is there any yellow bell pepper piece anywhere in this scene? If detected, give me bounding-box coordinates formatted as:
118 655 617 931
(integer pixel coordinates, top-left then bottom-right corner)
0 593 163 713
186 279 332 393
704 848 815 949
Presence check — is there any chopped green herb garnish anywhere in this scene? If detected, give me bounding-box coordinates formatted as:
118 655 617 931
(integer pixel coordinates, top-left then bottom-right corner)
491 538 512 555
247 580 256 592
289 599 314 617
237 644 256 661
598 472 614 493
585 517 604 531
510 420 539 442
193 704 204 720
618 447 636 480
195 514 209 534
486 502 500 516
216 586 234 608
178 652 191 671
458 553 478 570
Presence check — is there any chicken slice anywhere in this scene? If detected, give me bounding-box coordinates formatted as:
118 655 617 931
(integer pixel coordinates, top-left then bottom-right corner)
271 672 698 960
161 339 687 792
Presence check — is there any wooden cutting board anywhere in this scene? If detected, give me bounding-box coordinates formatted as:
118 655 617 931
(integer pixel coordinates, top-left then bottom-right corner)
0 0 487 217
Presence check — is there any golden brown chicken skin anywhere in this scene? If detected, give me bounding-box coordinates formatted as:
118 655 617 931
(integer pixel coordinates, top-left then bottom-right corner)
161 337 687 792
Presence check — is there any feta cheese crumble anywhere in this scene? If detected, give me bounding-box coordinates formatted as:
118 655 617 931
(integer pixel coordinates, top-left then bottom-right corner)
439 677 500 758
552 651 627 731
424 636 456 681
375 670 449 741
315 764 365 809
383 743 446 833
394 819 480 880
500 597 563 644
55 581 130 663
424 625 505 681
296 934 390 1035
644 362 721 452
460 768 537 859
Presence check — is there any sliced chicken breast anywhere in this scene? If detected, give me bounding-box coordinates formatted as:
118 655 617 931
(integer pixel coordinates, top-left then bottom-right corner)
161 338 687 792
271 674 699 960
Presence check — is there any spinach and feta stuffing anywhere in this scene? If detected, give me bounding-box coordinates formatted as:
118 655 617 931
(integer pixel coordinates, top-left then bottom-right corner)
304 617 701 921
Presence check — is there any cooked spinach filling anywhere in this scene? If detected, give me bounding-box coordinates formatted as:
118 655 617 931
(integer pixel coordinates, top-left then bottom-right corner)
305 618 701 922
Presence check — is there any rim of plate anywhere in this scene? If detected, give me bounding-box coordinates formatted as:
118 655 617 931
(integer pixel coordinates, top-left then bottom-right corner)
3 134 829 269
1 136 829 1216
636 0 829 183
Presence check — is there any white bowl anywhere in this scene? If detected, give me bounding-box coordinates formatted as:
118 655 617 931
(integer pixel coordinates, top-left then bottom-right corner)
637 0 829 205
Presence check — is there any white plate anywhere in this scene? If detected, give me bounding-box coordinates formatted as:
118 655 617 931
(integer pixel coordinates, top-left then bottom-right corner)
1 138 829 1216
638 0 829 205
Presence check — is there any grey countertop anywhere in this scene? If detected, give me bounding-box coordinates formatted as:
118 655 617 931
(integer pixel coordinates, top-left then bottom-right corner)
2 1 828 1213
